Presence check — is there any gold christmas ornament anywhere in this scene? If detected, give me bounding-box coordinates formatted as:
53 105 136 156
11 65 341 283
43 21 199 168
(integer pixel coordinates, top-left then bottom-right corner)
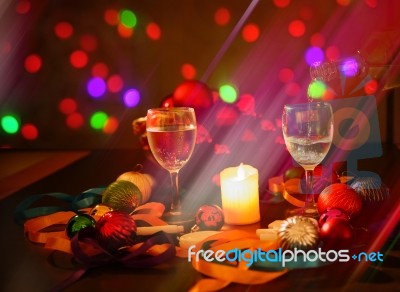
116 165 156 203
278 216 319 250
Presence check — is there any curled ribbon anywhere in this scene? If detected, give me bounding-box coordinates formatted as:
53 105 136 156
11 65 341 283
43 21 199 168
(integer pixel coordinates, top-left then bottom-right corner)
268 176 306 208
178 230 288 291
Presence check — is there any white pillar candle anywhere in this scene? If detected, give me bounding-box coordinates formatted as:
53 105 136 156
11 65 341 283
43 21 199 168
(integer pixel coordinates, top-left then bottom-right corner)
220 163 260 225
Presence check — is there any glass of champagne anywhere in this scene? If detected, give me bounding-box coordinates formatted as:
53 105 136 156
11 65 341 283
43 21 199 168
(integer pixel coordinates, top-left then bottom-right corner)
282 102 333 217
146 107 197 224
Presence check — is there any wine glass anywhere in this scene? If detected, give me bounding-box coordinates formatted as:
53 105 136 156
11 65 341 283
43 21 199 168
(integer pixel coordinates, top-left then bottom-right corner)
146 107 197 224
282 102 333 217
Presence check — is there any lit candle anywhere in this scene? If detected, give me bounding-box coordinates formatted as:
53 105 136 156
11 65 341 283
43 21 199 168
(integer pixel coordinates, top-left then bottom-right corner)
220 163 260 225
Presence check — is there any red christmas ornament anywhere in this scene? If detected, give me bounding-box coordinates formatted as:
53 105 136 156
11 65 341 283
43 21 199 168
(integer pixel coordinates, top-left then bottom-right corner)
191 204 224 232
96 211 137 253
320 218 354 250
160 95 174 108
172 80 213 109
318 208 350 227
317 183 362 217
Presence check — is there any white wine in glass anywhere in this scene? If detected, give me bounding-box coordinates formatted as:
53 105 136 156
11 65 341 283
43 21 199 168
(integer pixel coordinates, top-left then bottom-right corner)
146 107 197 224
282 102 333 217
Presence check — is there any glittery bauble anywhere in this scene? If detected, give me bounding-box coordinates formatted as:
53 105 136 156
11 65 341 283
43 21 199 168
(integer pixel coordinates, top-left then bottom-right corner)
278 216 319 250
102 180 142 214
317 183 362 217
349 177 389 203
89 204 114 221
66 214 96 238
318 208 350 227
320 218 354 250
96 211 137 253
192 204 224 232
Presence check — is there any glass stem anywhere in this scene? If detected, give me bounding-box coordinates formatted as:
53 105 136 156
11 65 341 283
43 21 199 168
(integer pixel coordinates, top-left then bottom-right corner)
169 170 181 215
304 169 314 209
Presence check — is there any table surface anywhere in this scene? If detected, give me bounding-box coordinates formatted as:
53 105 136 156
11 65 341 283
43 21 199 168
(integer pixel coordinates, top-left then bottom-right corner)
0 146 399 292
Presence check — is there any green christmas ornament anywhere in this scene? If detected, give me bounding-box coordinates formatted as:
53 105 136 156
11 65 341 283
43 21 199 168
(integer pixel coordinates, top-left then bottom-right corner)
102 180 142 214
66 214 96 238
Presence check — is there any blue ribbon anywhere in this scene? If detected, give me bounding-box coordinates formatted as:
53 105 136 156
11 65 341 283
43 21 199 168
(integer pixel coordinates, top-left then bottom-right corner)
14 187 106 225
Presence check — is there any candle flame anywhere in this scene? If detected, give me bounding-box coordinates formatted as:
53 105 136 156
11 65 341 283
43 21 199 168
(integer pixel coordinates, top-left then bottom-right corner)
237 163 246 180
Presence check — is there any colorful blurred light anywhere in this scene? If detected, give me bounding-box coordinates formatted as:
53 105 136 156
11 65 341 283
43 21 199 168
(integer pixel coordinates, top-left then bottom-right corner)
103 116 119 134
117 24 134 38
181 63 196 80
288 20 305 37
278 68 294 83
242 23 260 42
305 46 324 65
87 77 106 98
91 62 109 78
59 98 77 115
326 46 340 61
336 0 351 6
107 74 124 93
54 22 74 39
104 9 119 26
310 33 325 47
90 111 108 130
285 82 300 96
123 89 141 107
364 79 378 94
219 85 237 103
146 22 161 40
214 7 230 26
1 115 19 134
120 9 137 28
24 54 42 73
80 34 98 52
66 113 84 129
364 0 378 8
70 50 88 68
308 80 326 99
16 1 31 14
273 0 290 8
341 57 360 77
21 124 38 140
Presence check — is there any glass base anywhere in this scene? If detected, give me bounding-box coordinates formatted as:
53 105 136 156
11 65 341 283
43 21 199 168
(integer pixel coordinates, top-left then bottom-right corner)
162 212 195 226
286 206 319 219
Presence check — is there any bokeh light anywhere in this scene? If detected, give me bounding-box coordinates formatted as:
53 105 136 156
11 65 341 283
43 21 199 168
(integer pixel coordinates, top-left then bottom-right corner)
242 23 260 43
103 116 119 134
364 0 378 8
54 22 74 39
273 0 290 8
219 84 237 103
1 115 19 134
90 111 108 130
120 9 137 28
107 75 124 93
87 77 106 98
117 24 134 38
146 22 161 40
326 46 340 61
104 9 119 26
288 20 306 37
16 1 31 14
336 0 351 6
181 63 196 80
308 80 326 99
278 68 294 83
305 46 324 65
91 62 109 78
59 98 77 115
24 54 42 73
364 79 378 94
66 113 84 129
70 50 88 68
123 89 141 107
80 34 98 52
341 57 360 77
310 33 325 47
285 82 301 97
214 7 230 26
21 124 38 140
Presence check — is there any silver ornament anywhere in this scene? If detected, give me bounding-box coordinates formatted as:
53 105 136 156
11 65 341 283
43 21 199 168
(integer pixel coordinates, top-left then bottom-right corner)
350 177 389 202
